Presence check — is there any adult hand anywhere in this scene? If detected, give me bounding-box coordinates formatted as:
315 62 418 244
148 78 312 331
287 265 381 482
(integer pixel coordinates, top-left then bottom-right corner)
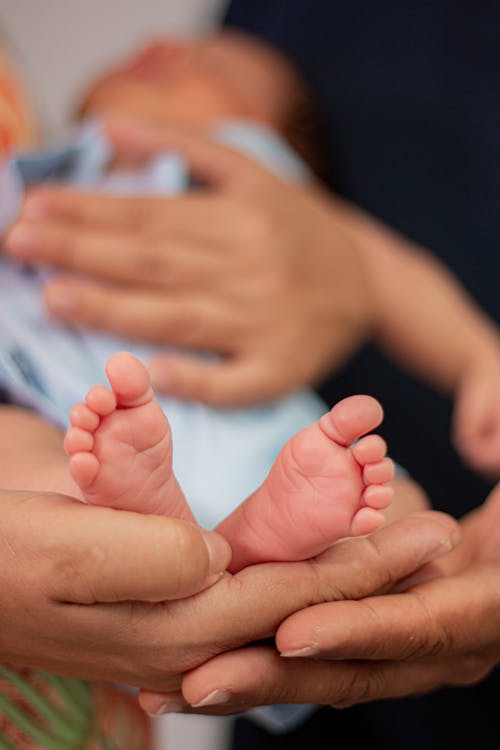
2 494 457 694
0 489 230 682
4 121 371 406
144 488 500 715
131 509 459 713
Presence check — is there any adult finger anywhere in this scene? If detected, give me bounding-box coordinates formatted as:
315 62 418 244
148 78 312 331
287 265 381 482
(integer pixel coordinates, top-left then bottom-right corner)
21 187 239 243
138 512 461 709
148 353 290 406
275 562 500 661
6 218 223 288
21 188 172 231
26 496 232 602
43 278 238 349
106 118 263 191
171 641 490 714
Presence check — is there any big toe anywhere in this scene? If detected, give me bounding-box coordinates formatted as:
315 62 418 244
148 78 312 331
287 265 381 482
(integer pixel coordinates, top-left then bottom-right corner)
105 352 153 407
320 395 383 446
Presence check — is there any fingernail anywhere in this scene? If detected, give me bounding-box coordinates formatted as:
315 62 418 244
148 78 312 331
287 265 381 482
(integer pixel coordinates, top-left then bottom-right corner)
421 530 460 565
201 530 232 577
191 689 231 708
5 224 39 258
147 701 184 716
280 646 320 658
45 282 81 316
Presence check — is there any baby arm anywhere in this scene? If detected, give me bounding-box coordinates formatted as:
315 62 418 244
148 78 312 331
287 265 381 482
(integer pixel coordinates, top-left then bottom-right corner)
341 202 500 476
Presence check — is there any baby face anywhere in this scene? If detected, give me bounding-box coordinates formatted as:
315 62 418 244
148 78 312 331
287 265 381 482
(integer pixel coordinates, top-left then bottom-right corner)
79 32 304 133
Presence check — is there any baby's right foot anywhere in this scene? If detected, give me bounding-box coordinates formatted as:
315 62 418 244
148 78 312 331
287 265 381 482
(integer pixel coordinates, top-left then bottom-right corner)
218 395 394 572
64 352 194 522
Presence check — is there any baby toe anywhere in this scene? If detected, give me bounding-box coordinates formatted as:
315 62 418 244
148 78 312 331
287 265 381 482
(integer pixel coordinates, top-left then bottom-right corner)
64 426 95 456
351 507 385 536
351 434 387 466
106 352 153 407
69 452 100 490
321 395 384 447
363 457 395 485
362 484 394 510
86 385 116 416
70 402 100 431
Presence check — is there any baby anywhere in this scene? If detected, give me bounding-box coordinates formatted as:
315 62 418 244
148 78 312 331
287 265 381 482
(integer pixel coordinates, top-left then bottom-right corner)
74 32 500 479
2 32 500 487
0 36 406 743
0 31 462 744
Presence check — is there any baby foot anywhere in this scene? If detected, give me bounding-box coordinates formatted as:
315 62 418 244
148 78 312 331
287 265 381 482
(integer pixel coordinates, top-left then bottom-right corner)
218 395 394 572
64 352 194 522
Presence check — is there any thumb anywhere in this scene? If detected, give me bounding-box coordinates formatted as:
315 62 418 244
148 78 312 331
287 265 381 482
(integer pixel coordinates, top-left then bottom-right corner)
51 502 232 602
148 354 288 407
106 117 257 190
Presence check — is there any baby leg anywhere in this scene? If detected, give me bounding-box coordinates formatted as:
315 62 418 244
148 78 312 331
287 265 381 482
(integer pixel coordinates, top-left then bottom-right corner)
218 395 394 572
65 352 194 522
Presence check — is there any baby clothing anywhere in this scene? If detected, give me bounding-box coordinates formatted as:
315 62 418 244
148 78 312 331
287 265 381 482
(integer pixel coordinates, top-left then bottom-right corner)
0 120 324 532
0 121 324 732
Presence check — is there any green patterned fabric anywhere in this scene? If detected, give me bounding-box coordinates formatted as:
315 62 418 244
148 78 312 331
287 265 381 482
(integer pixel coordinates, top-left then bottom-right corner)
0 666 151 750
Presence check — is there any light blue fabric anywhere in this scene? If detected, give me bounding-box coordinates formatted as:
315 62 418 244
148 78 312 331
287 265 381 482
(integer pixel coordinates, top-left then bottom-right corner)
0 120 325 531
0 120 406 733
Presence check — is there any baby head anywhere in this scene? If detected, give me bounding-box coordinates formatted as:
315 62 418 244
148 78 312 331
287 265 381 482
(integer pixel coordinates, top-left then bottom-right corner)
79 31 324 173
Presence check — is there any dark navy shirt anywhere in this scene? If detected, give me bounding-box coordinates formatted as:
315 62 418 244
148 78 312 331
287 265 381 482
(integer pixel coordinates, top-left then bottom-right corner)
224 0 500 516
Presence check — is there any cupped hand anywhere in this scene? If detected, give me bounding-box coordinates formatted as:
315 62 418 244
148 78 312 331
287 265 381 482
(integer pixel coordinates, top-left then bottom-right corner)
133 509 459 713
4 121 371 406
140 488 500 715
0 489 230 683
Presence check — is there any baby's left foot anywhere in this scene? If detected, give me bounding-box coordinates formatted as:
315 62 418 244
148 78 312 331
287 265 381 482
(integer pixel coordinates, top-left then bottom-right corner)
64 352 194 521
218 395 394 572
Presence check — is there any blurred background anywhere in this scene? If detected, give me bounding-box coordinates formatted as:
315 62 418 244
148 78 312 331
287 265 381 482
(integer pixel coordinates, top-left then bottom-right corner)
1 0 227 134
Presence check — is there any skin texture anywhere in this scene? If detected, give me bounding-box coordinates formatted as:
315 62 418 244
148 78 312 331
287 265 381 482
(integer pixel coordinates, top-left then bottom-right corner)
2 39 499 707
78 33 306 137
0 490 460 690
66 352 394 566
5 123 371 406
0 488 232 680
6 116 500 473
139 483 500 715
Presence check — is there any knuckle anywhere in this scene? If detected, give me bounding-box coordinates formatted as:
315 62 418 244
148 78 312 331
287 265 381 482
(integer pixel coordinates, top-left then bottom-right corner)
332 668 386 708
78 288 113 326
49 542 100 603
251 669 302 707
235 203 275 246
165 304 206 346
160 520 207 595
407 591 451 659
118 198 150 229
130 241 168 283
50 225 76 263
